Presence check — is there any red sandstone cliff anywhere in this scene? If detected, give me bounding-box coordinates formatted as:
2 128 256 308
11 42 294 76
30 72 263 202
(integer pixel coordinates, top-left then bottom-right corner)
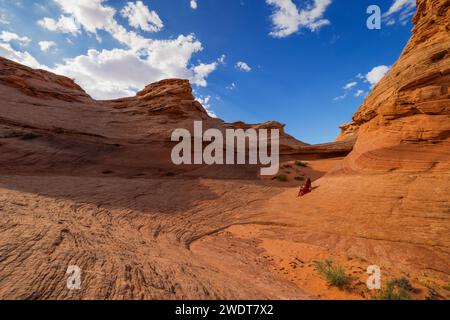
0 0 448 300
337 0 449 173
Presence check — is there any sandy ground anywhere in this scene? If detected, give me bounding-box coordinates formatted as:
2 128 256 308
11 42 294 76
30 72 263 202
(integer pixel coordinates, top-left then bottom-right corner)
1 157 448 299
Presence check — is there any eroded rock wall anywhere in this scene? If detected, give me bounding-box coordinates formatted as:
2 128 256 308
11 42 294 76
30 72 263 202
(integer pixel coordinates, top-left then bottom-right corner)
336 0 450 173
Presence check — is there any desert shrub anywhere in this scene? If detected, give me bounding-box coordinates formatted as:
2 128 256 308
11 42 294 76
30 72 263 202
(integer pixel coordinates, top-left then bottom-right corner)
390 277 414 291
295 160 308 167
376 279 412 300
443 283 450 291
294 175 305 181
273 174 288 182
314 259 349 288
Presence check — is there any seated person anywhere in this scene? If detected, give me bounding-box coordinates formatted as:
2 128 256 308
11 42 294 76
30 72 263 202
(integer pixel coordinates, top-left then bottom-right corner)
298 178 312 197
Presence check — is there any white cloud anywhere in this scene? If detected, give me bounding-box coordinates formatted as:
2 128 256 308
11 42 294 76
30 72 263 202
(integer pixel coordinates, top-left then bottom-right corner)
196 95 217 118
7 0 222 99
0 42 44 69
51 0 116 34
235 61 251 72
0 31 42 68
0 31 30 46
366 65 390 87
38 15 80 35
384 0 416 25
38 40 57 52
333 93 347 101
121 1 163 33
192 63 218 87
0 10 10 24
50 34 220 99
39 0 152 50
354 89 364 97
191 54 225 87
343 81 357 90
190 0 198 9
218 54 226 64
385 0 415 16
226 82 237 90
266 0 332 38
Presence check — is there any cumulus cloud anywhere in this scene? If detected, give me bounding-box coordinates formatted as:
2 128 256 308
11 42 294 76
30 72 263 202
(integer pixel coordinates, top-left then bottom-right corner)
38 0 162 49
121 1 163 32
2 0 223 99
343 81 357 90
354 89 365 97
366 65 390 87
38 40 57 52
0 10 10 24
190 0 198 9
0 42 44 69
191 54 225 86
38 15 80 35
0 31 31 46
266 0 332 38
384 0 416 25
198 96 217 118
192 63 218 87
51 34 221 99
235 61 251 72
50 0 116 34
0 31 41 68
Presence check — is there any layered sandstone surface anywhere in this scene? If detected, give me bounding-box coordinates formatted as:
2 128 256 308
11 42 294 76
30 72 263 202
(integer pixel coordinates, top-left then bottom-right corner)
0 55 348 299
0 0 449 300
337 0 450 175
194 0 450 300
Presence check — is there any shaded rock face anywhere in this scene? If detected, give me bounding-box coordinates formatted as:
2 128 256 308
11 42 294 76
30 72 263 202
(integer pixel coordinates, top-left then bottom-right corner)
0 57 223 179
0 0 448 301
0 52 347 301
336 0 450 173
0 58 89 102
0 55 348 180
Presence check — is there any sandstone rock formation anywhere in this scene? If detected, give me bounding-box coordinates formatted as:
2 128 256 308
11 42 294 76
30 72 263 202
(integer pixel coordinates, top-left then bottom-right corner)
0 54 349 299
337 0 450 174
0 0 448 300
194 0 449 300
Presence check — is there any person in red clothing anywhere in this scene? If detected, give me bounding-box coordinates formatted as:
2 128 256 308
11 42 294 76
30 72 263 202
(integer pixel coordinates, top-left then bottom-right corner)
298 178 312 197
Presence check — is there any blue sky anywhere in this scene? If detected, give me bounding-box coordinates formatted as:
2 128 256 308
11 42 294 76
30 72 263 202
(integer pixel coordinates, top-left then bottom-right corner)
0 0 416 144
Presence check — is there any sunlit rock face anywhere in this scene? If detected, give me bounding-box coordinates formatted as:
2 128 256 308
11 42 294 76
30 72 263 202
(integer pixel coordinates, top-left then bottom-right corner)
337 0 450 173
0 0 448 301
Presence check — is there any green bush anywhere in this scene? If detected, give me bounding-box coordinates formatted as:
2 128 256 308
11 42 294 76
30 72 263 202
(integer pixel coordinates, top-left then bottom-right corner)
294 175 305 181
295 160 308 167
273 174 288 182
314 259 349 288
376 279 412 300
